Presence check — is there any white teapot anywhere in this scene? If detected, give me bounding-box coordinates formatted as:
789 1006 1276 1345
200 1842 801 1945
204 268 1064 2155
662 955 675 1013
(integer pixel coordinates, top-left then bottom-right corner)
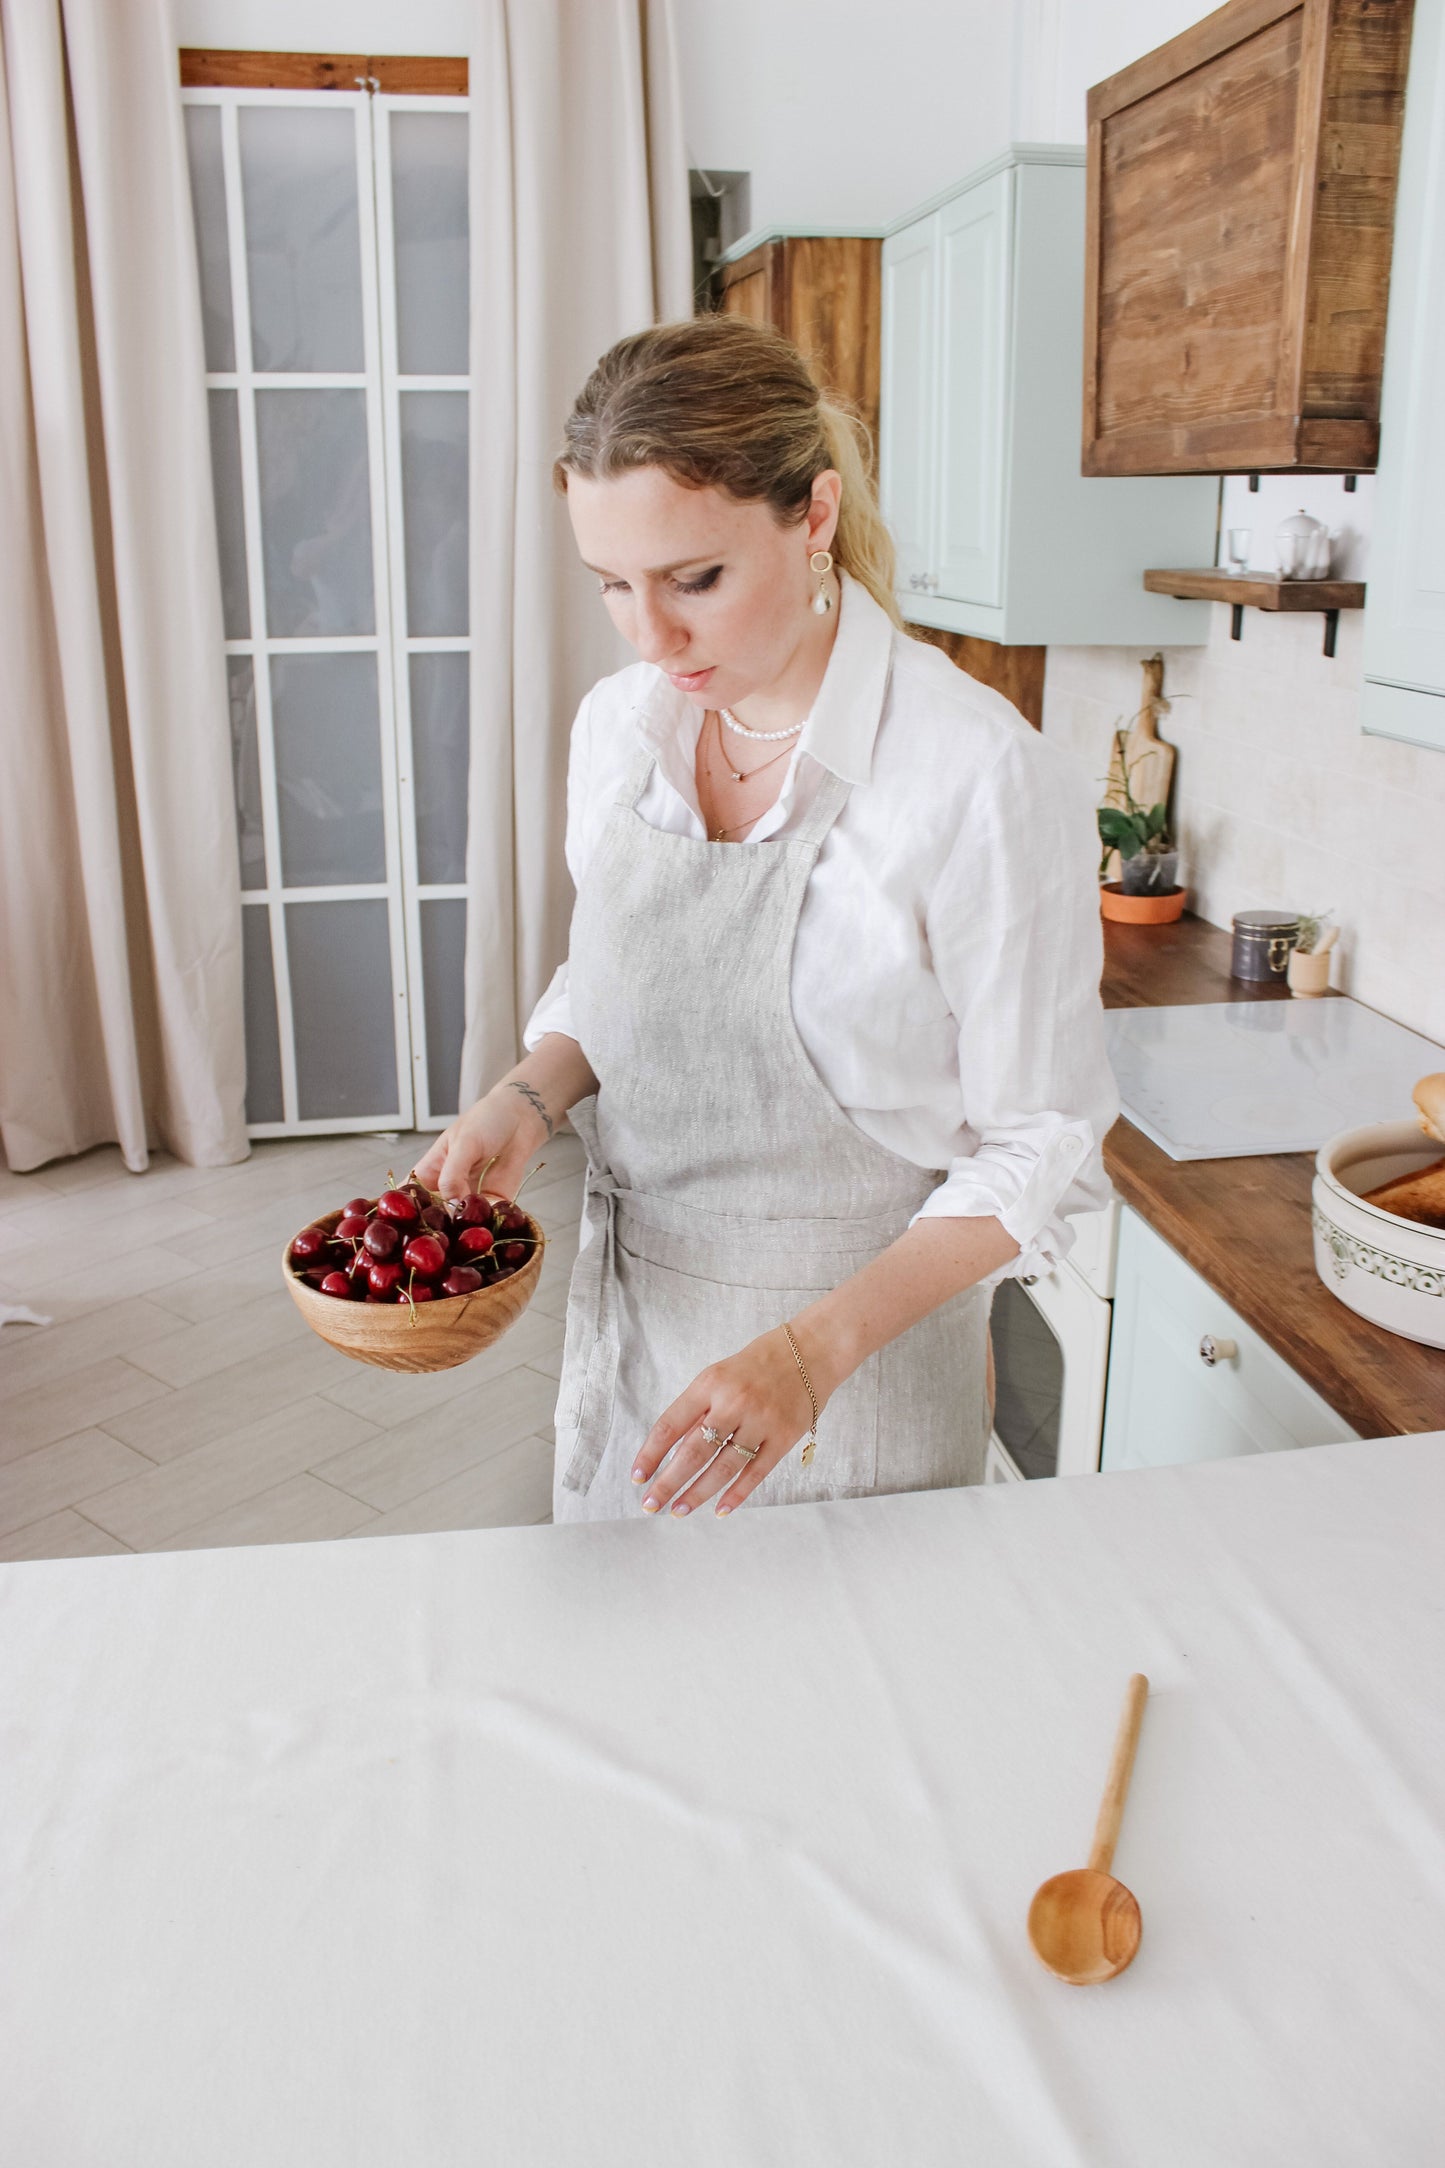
1275 508 1333 579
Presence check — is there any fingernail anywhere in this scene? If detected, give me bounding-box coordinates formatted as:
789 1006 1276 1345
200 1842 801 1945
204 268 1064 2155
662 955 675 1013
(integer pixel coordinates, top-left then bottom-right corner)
630 1467 646 1482
715 1504 732 1518
671 1501 691 1517
642 1497 660 1514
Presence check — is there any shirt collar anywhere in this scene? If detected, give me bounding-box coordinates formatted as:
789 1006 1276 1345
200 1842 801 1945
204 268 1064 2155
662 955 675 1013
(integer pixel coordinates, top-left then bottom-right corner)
630 569 894 787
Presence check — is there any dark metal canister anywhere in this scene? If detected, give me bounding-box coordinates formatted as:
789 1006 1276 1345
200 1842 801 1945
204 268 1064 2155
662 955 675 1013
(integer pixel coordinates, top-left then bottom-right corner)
1231 910 1301 982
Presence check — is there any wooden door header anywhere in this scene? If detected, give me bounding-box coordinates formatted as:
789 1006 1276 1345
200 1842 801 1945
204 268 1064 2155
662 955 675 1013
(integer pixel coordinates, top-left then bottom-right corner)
179 50 468 95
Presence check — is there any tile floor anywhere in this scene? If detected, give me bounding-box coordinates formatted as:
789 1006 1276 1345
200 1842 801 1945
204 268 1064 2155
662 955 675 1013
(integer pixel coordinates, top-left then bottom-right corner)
0 1130 584 1561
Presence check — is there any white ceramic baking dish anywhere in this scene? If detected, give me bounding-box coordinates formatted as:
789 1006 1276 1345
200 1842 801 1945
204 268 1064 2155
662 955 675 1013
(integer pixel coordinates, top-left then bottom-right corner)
1312 1122 1445 1349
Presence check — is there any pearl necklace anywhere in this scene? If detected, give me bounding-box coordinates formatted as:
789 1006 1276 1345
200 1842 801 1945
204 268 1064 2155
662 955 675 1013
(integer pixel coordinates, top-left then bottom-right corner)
720 705 805 743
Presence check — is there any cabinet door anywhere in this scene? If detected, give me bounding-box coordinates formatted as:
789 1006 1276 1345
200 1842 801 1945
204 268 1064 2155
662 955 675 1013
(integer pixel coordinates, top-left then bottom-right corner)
933 170 1010 609
1362 0 1445 753
1101 1208 1357 1472
880 214 937 598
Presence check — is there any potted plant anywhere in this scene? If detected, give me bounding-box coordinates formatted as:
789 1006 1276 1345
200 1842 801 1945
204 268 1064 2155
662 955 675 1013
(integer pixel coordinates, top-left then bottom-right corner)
1097 738 1185 924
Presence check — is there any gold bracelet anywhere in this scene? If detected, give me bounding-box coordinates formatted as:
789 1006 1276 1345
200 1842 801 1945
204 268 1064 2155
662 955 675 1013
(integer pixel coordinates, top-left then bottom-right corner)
782 1323 820 1467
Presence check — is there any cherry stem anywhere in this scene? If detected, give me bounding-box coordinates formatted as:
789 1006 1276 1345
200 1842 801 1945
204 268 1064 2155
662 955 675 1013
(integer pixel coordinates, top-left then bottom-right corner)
513 1161 546 1203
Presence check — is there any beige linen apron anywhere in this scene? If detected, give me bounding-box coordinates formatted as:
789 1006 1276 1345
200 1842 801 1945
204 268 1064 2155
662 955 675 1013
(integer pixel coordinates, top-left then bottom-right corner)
552 743 990 1523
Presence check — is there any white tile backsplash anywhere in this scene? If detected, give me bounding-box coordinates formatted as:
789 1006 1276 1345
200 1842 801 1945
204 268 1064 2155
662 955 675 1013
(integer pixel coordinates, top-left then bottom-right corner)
1042 601 1445 1047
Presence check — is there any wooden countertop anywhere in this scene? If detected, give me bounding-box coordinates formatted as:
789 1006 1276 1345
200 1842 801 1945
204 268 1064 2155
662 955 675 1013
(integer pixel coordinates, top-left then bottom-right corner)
1101 915 1445 1439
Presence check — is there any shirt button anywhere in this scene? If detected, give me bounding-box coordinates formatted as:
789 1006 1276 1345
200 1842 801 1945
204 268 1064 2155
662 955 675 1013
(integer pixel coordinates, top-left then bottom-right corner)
1060 1136 1082 1159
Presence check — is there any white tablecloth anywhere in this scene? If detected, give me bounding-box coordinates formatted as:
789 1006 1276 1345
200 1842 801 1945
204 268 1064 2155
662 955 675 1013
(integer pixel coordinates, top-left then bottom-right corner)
3 1435 1444 2167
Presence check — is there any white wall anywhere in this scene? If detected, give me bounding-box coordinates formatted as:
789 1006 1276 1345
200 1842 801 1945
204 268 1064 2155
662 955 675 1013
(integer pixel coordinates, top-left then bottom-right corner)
174 0 473 52
672 0 1013 232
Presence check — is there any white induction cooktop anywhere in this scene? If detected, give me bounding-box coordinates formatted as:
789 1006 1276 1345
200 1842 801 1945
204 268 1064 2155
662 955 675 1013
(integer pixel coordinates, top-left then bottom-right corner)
1104 997 1444 1161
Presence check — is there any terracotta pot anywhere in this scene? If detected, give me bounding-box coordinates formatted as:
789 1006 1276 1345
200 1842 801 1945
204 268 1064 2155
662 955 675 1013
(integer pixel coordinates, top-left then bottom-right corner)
1099 882 1186 925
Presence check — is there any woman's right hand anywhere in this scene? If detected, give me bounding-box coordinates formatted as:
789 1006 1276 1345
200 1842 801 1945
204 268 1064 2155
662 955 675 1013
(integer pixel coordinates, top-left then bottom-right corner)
411 1085 548 1202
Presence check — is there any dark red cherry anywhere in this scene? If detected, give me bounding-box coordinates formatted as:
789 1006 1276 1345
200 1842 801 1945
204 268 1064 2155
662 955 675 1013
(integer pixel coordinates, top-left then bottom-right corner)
343 1197 372 1220
290 1226 328 1263
363 1220 401 1260
402 1233 448 1276
409 1283 436 1304
455 1225 494 1259
440 1266 483 1297
319 1270 354 1298
497 1239 531 1267
336 1213 369 1242
375 1188 420 1225
420 1203 449 1232
449 1193 491 1226
368 1258 404 1297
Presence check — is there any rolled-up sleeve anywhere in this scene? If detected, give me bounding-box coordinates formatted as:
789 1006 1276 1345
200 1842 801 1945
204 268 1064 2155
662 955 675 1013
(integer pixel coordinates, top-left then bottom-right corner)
522 689 596 1053
912 728 1119 1279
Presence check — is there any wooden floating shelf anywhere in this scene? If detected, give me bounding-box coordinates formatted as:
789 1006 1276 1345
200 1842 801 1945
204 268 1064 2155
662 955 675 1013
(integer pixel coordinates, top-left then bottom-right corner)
1142 570 1366 657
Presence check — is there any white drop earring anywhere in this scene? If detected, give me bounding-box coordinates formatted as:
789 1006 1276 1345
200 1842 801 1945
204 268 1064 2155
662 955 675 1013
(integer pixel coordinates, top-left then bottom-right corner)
809 549 834 616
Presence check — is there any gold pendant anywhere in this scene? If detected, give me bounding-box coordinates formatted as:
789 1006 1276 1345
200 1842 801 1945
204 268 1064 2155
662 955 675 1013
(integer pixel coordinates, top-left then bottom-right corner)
801 1433 817 1467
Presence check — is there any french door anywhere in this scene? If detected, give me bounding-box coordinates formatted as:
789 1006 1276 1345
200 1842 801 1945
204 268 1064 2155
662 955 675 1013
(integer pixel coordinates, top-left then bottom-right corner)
182 79 470 1135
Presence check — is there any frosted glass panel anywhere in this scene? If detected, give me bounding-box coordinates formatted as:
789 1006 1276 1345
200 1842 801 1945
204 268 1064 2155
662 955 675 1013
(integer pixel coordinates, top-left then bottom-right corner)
183 105 234 372
270 653 385 887
399 392 468 635
207 391 249 638
228 657 266 890
286 901 399 1119
420 898 466 1117
390 112 469 376
239 106 363 372
255 389 374 637
409 652 469 882
241 907 283 1124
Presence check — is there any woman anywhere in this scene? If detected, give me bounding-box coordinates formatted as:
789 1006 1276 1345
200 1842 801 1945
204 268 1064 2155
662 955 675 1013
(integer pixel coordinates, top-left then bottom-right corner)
415 316 1117 1525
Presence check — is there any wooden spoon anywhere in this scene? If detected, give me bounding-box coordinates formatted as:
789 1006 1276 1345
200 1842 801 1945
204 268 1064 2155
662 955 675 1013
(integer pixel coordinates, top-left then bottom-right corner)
1028 1674 1149 1984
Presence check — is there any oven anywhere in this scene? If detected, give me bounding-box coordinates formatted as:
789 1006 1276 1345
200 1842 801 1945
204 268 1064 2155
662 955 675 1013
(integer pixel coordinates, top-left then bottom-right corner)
984 1199 1118 1485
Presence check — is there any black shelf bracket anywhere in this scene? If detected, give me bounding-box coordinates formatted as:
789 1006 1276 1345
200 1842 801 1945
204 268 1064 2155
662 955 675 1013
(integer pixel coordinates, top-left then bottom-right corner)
1231 602 1244 640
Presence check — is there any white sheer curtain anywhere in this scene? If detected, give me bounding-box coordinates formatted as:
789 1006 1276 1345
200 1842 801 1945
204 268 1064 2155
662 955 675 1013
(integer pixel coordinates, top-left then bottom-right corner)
0 0 244 1175
461 0 693 1102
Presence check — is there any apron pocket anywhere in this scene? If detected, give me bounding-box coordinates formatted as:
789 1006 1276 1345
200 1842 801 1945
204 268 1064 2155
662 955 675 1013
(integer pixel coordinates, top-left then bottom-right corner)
609 1238 881 1503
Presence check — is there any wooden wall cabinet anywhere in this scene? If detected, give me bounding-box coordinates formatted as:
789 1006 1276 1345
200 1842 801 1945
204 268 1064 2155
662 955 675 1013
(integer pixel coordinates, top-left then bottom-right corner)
1084 0 1415 477
1362 0 1445 751
715 233 881 446
881 147 1217 645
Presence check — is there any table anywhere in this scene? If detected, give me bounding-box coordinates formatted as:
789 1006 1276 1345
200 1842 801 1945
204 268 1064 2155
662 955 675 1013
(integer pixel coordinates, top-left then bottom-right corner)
4 1436 1444 2166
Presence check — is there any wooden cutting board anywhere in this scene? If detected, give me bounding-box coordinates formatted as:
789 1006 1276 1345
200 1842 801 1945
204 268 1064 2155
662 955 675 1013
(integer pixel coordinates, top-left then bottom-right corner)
1102 655 1176 878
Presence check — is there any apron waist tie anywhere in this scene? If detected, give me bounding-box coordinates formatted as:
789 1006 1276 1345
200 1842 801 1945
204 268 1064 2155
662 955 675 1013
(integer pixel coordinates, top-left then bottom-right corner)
559 1164 631 1495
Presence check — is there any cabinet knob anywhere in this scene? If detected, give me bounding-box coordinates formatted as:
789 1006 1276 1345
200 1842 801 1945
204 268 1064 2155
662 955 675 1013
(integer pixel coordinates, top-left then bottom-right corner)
909 572 924 589
1199 1333 1238 1367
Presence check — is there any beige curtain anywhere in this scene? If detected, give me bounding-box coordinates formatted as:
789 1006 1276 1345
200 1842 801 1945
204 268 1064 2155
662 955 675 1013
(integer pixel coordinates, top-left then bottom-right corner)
0 0 244 1175
461 0 693 1102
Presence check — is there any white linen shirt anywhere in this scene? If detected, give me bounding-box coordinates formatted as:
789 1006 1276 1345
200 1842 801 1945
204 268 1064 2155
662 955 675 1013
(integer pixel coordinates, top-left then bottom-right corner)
524 573 1119 1280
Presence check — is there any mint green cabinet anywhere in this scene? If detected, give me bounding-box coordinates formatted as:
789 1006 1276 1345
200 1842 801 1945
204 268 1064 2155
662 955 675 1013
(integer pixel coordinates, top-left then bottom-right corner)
881 147 1217 647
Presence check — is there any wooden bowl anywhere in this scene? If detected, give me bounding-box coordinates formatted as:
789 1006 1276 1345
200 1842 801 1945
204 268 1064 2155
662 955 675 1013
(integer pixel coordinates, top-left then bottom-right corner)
1100 882 1186 925
282 1209 546 1373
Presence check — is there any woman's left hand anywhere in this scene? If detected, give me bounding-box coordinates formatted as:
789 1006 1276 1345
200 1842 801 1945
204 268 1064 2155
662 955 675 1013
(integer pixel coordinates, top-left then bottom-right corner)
631 1325 829 1518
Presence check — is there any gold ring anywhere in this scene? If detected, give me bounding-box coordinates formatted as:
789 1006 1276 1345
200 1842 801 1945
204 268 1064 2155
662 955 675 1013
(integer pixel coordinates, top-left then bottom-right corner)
700 1424 723 1447
730 1438 759 1460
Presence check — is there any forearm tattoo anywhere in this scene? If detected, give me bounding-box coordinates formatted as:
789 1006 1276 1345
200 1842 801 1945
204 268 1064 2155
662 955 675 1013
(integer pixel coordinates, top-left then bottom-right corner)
508 1079 555 1140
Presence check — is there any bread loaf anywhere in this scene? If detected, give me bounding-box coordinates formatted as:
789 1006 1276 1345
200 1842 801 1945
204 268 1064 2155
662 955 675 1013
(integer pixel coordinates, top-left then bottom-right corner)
1362 1156 1445 1231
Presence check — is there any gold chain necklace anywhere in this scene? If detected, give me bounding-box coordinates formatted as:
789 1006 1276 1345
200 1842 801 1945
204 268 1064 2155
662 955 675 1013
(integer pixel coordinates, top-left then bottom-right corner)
704 709 793 842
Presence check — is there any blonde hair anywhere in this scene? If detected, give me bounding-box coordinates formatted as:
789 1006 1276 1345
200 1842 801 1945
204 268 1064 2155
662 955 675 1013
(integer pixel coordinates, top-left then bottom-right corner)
554 316 905 629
